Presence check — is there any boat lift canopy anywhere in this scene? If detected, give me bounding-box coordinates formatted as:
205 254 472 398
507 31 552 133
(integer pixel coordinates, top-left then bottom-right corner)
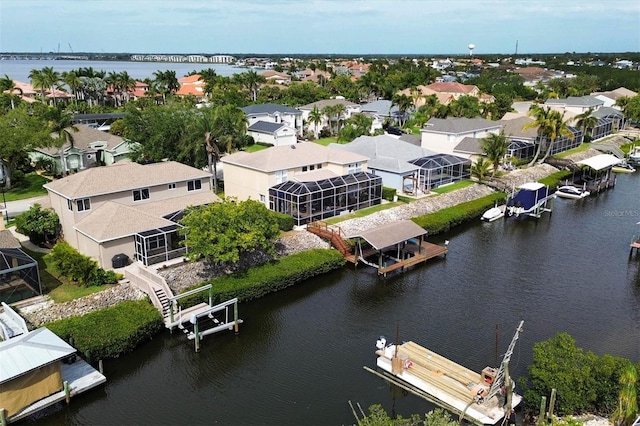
576 154 621 171
347 220 427 251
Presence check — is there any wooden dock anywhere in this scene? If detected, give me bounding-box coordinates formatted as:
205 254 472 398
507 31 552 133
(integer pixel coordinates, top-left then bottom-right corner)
377 242 448 275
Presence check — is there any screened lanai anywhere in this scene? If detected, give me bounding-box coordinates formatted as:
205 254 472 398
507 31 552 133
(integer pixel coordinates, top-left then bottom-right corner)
507 139 536 160
546 126 583 156
0 232 42 304
134 223 186 266
408 154 471 190
269 172 382 226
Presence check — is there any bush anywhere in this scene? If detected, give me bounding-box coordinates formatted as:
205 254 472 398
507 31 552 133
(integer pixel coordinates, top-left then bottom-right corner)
538 170 574 189
179 249 345 308
47 300 163 359
14 203 59 245
382 186 397 201
272 211 295 231
412 192 506 235
46 241 118 287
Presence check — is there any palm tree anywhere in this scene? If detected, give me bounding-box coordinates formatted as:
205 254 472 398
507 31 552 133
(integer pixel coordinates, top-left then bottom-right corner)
523 105 553 166
242 70 266 102
153 70 179 103
333 103 346 134
0 75 22 109
308 105 323 139
482 131 509 176
391 93 413 127
470 157 492 182
118 71 136 105
322 104 339 136
574 108 599 142
46 107 79 175
41 67 61 106
539 109 573 162
28 68 47 102
61 71 82 105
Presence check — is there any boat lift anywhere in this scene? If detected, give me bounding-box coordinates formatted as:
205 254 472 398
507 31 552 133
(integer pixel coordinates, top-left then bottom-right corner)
185 298 243 352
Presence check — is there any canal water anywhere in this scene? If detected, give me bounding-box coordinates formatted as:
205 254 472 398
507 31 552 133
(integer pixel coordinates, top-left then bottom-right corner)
27 174 640 426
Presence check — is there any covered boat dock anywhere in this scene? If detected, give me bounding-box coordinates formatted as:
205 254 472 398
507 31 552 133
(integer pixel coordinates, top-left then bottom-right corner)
573 154 620 193
348 220 448 276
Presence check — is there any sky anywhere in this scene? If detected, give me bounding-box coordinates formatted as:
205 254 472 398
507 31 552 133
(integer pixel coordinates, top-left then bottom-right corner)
1 0 639 55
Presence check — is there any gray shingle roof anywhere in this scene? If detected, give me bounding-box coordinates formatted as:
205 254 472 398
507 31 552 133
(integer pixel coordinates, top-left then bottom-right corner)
242 103 301 115
299 99 358 110
499 116 538 139
221 142 368 172
360 100 399 116
0 230 21 249
38 124 128 156
424 117 502 134
544 96 604 108
454 137 483 154
330 135 434 173
44 161 212 199
248 121 287 134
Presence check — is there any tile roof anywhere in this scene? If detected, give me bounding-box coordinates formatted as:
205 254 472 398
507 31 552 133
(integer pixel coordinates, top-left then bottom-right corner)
242 103 301 115
179 74 202 83
299 99 358 110
426 82 478 94
44 161 212 199
424 117 502 134
222 142 368 172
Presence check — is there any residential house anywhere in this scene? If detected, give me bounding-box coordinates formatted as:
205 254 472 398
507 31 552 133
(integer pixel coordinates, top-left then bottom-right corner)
30 124 139 175
330 135 470 194
298 99 361 135
512 67 555 87
498 116 538 160
396 85 454 107
43 161 219 268
221 142 382 226
591 107 627 139
591 87 637 108
176 74 206 102
420 117 502 154
424 82 480 99
360 100 402 132
260 70 291 85
247 121 298 146
241 103 303 137
543 96 604 114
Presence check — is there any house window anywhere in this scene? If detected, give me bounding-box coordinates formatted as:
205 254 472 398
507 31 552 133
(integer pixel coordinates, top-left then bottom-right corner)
259 194 265 203
187 179 202 191
348 162 362 173
76 198 91 212
310 165 315 171
317 164 322 169
302 166 308 172
67 199 73 211
168 183 176 190
275 170 287 184
133 188 150 201
145 235 166 251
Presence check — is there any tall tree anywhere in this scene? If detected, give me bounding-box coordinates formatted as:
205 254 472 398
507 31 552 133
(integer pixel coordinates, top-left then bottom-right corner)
308 105 323 139
523 105 554 166
41 66 61 106
0 75 22 109
28 68 47 103
46 106 79 175
391 93 413 127
241 70 266 102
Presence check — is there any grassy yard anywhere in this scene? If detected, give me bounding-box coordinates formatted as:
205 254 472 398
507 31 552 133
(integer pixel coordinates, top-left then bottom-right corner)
22 247 111 303
313 137 339 146
554 143 591 158
430 180 474 194
244 144 270 153
3 173 49 202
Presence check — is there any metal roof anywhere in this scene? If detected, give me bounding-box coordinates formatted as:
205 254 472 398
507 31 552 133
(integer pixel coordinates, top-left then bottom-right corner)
241 103 302 115
576 154 621 171
0 327 75 383
248 120 287 134
348 220 427 250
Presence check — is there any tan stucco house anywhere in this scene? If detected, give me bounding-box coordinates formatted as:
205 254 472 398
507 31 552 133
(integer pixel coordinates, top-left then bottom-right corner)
44 161 219 268
222 142 382 226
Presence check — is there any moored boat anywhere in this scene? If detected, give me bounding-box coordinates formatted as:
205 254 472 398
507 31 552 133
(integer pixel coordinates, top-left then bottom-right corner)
372 321 524 425
629 146 640 164
555 185 590 199
612 162 636 173
505 182 555 218
481 205 504 222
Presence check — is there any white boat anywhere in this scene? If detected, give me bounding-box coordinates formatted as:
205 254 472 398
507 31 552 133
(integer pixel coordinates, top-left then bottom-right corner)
612 162 636 173
373 321 524 425
555 185 591 199
629 146 640 164
481 206 504 222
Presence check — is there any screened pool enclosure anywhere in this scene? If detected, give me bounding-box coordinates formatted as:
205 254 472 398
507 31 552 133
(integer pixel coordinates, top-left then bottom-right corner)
408 154 471 190
269 172 383 226
0 248 41 304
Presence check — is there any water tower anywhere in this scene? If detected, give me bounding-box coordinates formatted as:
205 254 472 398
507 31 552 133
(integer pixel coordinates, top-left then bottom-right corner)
468 43 475 57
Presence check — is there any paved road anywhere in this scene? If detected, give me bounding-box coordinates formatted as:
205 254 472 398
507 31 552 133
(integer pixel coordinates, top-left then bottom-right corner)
1 196 48 218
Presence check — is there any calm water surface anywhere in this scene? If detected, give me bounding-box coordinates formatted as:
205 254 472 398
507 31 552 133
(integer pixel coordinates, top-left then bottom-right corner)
0 60 242 83
25 173 640 426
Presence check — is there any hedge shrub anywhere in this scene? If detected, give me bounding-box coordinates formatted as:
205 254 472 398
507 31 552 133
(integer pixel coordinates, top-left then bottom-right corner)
382 187 397 201
46 300 163 360
412 192 506 235
46 241 119 287
272 211 295 231
538 170 574 190
180 249 345 308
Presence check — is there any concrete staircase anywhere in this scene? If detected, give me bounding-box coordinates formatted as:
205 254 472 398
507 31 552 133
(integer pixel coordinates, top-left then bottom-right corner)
125 264 175 325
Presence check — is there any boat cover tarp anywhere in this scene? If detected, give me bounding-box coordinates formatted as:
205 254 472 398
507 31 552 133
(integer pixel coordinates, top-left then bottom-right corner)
576 154 621 171
507 186 549 210
0 362 62 417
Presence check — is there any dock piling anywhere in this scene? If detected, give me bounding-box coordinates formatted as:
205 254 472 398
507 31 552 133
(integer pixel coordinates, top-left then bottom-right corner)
98 359 103 375
1 408 6 426
63 381 70 404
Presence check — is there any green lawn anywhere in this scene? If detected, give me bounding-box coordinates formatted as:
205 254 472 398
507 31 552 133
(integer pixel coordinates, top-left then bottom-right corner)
22 247 110 303
313 137 339 146
554 143 591 158
3 173 49 202
431 180 474 194
244 144 270 153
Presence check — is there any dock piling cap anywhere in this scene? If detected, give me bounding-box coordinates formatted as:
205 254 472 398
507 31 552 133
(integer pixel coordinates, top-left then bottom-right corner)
190 314 197 324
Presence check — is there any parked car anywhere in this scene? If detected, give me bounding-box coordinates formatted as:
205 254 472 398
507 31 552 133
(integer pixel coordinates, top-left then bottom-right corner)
385 126 405 136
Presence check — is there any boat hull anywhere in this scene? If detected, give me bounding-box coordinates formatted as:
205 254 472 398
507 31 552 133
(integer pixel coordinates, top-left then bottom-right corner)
481 207 504 222
555 186 590 200
376 343 522 425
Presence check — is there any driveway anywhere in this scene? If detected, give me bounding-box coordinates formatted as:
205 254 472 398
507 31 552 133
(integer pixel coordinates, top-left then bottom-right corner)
1 196 48 218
